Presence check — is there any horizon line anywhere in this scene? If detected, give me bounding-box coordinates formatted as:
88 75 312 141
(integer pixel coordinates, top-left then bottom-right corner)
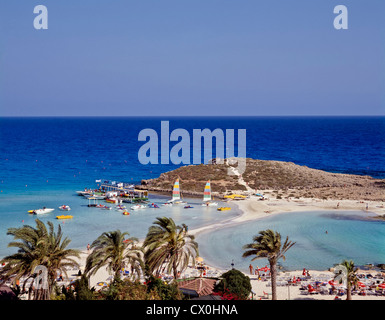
1 115 385 118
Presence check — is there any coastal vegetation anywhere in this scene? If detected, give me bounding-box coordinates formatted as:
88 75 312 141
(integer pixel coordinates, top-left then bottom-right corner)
334 260 359 301
0 217 197 300
0 219 80 300
143 217 198 281
242 229 296 300
0 219 383 301
213 269 252 300
85 230 143 282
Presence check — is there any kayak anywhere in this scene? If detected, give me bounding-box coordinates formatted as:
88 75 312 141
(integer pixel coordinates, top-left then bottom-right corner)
56 215 73 220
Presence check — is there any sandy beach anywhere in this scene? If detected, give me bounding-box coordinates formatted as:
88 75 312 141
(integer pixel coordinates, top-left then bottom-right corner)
64 195 385 300
190 195 385 236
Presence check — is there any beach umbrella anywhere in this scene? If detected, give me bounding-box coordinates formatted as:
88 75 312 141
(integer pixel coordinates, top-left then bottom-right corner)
97 282 108 287
196 257 204 262
378 283 385 289
328 280 339 286
259 266 270 272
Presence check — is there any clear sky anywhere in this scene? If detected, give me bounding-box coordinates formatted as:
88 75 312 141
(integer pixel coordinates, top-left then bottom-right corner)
0 0 384 116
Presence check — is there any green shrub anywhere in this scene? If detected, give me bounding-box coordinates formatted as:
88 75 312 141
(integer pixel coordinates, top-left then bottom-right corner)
214 269 251 300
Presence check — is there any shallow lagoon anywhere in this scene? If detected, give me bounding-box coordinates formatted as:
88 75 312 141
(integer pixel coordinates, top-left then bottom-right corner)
196 210 385 272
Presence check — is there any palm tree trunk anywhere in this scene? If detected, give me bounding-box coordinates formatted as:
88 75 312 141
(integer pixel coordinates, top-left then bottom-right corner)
270 261 277 300
173 259 178 280
346 285 352 300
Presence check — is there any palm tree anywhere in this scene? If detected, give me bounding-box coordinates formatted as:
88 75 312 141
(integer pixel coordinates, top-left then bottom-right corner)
0 219 80 300
85 230 142 282
143 217 198 280
242 229 295 300
334 259 358 300
124 241 145 281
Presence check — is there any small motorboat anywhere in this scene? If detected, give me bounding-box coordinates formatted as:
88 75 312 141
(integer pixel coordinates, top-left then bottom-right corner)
131 204 146 210
59 205 71 211
97 204 111 210
149 203 160 208
84 194 105 200
122 211 130 216
28 207 54 215
106 198 118 204
56 215 73 220
174 201 187 205
116 205 126 211
184 205 194 209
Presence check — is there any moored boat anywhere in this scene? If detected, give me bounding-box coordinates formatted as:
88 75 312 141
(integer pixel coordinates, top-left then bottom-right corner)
201 180 218 206
174 200 187 204
28 208 54 215
76 190 92 196
168 179 186 204
56 215 73 219
131 204 146 210
84 194 106 200
217 207 231 211
223 194 247 200
59 205 71 211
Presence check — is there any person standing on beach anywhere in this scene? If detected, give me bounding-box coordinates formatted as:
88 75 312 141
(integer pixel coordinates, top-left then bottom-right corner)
249 264 253 275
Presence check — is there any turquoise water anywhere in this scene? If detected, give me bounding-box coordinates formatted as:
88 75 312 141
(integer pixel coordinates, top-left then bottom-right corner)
196 210 385 272
0 190 240 257
1 117 384 270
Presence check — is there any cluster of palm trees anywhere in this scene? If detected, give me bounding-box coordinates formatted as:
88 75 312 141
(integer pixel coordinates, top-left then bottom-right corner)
0 217 199 300
85 217 199 284
0 217 361 300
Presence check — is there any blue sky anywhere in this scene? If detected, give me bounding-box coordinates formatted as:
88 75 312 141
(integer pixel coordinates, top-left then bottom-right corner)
0 0 384 116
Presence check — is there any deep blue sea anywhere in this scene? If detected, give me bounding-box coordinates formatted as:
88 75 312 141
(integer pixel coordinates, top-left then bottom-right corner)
0 116 384 271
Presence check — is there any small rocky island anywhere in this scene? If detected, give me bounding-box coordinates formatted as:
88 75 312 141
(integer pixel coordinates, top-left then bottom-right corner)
137 158 385 201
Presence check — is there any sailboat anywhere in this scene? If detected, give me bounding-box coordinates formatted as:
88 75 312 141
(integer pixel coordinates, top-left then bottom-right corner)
166 179 187 204
201 180 218 206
